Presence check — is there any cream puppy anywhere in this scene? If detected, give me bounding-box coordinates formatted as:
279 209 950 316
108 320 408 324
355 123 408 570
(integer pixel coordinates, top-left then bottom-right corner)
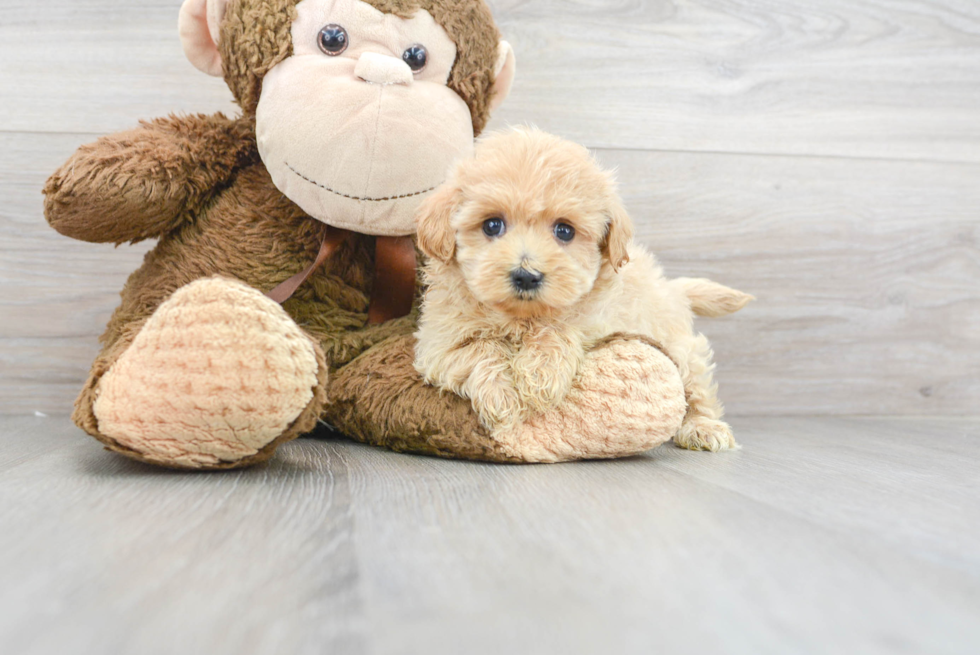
413 128 752 451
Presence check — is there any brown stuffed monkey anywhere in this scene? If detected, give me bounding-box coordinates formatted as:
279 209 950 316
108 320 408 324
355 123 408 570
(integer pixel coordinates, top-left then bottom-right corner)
42 0 687 469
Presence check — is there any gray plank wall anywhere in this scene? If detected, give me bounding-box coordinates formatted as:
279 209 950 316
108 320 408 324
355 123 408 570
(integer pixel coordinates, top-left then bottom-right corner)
1 0 978 417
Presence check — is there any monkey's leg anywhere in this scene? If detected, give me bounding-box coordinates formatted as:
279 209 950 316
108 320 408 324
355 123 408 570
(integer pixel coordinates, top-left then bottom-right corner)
324 333 687 463
75 276 327 469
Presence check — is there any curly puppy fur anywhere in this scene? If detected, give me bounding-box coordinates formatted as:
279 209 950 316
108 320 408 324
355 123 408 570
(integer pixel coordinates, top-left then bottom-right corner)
414 128 753 451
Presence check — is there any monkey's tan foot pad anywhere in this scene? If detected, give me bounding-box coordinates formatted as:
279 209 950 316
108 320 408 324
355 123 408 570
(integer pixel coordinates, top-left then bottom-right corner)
92 276 321 469
492 334 687 462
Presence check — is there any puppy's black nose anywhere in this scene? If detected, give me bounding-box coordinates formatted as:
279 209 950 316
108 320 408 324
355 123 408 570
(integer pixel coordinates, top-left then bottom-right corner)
511 268 544 292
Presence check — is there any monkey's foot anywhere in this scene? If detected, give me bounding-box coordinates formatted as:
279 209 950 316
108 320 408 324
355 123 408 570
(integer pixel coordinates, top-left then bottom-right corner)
92 277 325 469
674 416 738 452
492 334 688 462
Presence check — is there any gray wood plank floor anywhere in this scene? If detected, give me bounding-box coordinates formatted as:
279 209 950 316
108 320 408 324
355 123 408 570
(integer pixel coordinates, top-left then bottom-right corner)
1 416 978 655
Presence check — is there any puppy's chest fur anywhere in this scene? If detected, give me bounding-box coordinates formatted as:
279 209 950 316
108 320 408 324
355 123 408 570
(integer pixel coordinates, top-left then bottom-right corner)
472 314 583 352
421 276 588 355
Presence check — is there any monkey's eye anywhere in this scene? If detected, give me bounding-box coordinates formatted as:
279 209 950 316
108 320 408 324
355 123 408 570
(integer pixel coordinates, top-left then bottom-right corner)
318 25 349 56
482 217 506 238
402 45 428 73
554 223 576 243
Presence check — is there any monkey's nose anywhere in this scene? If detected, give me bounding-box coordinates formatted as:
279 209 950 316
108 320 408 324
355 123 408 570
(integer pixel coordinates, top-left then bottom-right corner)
511 268 545 293
355 52 414 86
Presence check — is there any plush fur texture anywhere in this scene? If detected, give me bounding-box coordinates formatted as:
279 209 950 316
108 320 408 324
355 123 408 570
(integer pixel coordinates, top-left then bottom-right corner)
44 2 698 468
415 128 752 450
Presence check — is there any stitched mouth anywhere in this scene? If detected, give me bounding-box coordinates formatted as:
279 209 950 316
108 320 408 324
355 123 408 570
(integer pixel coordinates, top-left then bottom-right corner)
286 162 440 203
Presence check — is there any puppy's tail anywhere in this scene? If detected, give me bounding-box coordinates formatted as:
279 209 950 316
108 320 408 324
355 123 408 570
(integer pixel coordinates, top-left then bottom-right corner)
673 277 754 318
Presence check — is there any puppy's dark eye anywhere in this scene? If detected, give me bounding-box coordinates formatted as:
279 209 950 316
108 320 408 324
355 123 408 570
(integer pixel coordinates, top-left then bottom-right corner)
554 222 576 243
483 217 506 238
402 44 428 73
318 25 349 56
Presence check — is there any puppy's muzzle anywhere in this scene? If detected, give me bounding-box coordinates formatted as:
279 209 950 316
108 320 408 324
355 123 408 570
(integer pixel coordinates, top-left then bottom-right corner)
511 268 544 293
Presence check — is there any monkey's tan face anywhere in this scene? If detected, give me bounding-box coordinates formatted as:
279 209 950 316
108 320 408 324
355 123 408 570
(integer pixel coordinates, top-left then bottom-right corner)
256 0 474 236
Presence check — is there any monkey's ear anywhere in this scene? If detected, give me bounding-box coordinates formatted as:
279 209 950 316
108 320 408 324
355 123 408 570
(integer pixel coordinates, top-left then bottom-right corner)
416 184 462 264
602 196 634 271
489 41 517 113
179 0 228 77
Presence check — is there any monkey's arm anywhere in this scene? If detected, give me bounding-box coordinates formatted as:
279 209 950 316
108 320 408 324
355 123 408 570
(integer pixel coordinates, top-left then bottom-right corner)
44 113 255 244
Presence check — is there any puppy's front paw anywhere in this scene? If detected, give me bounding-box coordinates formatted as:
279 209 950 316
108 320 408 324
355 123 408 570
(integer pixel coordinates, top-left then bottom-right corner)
471 383 525 430
674 417 738 452
513 367 573 414
511 336 580 414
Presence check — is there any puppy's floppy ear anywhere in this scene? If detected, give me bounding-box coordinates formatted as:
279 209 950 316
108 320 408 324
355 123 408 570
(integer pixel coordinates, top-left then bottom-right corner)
601 195 634 271
416 183 462 263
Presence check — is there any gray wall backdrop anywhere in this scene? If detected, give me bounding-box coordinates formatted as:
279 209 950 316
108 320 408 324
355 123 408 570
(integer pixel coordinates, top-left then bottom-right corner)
1 0 978 416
